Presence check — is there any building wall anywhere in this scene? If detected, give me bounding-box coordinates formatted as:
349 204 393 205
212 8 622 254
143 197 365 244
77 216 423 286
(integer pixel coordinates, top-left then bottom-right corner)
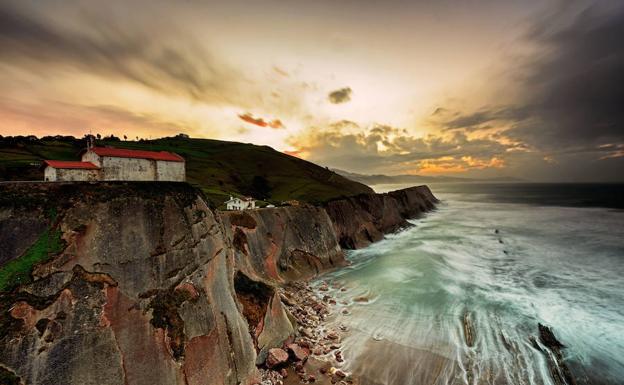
226 199 255 210
155 160 185 181
44 167 57 181
46 167 100 181
100 156 156 181
81 151 101 167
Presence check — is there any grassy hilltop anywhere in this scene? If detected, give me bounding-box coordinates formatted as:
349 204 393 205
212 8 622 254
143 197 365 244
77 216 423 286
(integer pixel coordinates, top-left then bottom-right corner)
0 135 373 206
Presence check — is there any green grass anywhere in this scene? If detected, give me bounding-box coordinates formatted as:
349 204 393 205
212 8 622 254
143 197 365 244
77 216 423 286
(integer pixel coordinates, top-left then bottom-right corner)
0 136 373 206
0 214 64 292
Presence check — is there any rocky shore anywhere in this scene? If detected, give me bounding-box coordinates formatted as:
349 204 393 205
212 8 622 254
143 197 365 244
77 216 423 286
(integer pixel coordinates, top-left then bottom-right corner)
256 281 357 385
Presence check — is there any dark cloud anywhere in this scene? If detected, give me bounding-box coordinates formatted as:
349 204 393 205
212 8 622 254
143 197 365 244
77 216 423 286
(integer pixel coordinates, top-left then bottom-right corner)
512 3 624 149
238 113 284 129
0 2 244 104
427 3 624 180
328 87 352 104
439 106 530 131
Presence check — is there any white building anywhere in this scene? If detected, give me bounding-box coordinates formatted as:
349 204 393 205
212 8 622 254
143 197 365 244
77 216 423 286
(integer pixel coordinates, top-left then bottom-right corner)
225 196 256 210
43 146 185 182
43 160 100 182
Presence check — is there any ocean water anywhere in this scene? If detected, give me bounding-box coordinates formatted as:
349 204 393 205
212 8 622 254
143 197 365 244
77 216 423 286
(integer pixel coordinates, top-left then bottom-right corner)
315 183 624 385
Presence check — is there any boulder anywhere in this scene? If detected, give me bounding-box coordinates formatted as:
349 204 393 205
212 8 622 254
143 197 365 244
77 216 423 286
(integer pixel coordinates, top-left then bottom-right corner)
265 348 289 369
287 343 309 362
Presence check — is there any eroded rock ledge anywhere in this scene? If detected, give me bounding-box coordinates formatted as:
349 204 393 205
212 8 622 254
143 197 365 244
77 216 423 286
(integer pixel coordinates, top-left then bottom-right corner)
0 182 437 385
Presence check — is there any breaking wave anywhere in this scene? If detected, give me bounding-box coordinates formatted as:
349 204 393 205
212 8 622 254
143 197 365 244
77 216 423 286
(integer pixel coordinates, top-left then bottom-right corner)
315 192 624 385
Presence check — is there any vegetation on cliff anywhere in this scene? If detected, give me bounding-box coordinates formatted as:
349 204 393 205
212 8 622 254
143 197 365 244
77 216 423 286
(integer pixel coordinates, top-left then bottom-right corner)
0 135 373 206
0 209 64 292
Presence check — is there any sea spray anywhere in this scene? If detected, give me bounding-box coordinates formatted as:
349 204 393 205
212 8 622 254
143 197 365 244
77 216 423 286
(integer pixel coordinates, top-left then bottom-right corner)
312 191 624 385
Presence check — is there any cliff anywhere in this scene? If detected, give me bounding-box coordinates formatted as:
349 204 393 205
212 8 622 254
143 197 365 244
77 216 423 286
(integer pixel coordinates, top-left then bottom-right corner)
324 185 438 249
0 182 437 385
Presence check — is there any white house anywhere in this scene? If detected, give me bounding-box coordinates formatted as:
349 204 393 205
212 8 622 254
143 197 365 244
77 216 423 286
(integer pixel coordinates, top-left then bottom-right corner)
43 146 185 182
225 196 256 210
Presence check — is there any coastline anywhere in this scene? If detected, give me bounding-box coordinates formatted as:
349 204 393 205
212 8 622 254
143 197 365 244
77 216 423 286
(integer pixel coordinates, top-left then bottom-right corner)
0 182 438 385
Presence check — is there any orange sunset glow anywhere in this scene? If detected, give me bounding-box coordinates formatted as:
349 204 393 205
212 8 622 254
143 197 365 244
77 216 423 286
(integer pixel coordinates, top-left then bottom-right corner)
1 0 623 181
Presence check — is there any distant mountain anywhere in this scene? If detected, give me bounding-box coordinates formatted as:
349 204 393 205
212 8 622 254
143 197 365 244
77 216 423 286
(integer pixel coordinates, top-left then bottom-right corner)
333 169 524 185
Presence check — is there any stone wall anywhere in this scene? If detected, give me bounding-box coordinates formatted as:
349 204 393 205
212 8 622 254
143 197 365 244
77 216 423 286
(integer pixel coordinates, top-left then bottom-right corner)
44 167 100 182
43 167 56 181
100 156 156 181
156 160 185 181
81 150 101 167
81 151 185 182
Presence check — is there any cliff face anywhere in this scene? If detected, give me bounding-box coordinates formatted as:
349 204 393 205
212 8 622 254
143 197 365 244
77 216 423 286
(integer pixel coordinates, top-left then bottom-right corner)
324 185 438 249
0 182 437 385
0 182 259 385
220 206 345 284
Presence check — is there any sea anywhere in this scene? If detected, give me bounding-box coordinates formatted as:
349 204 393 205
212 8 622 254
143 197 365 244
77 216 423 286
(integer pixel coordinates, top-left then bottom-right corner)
314 183 624 385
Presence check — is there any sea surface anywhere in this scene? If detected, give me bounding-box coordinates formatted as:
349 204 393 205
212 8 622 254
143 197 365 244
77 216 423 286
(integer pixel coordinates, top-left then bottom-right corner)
315 183 624 385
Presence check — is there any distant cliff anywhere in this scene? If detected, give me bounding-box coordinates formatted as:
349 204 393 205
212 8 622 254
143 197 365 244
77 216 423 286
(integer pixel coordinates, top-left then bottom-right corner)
324 185 438 249
0 181 437 385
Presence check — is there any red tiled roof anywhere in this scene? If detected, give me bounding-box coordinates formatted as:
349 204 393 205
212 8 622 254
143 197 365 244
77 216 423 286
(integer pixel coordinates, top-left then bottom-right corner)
43 160 100 169
87 147 184 162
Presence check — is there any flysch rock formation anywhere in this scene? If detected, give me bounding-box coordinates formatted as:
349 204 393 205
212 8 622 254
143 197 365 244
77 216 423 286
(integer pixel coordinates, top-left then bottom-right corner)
324 185 438 249
0 182 437 385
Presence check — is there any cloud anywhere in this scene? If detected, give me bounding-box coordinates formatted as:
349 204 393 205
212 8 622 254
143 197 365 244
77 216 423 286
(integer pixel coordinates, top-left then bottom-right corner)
328 87 352 104
0 2 248 105
238 113 284 129
510 3 624 150
288 121 511 176
422 3 624 181
283 150 302 158
0 98 194 138
436 106 530 132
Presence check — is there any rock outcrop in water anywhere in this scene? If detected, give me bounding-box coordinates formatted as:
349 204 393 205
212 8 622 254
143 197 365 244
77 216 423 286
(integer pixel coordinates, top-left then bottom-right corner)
536 323 577 385
0 182 437 385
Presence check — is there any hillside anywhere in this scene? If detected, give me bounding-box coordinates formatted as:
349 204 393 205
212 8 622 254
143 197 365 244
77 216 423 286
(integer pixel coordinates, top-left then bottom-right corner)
0 136 373 206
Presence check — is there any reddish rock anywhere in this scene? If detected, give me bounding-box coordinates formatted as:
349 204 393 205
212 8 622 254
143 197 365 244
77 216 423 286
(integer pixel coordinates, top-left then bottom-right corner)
265 348 289 368
287 343 310 362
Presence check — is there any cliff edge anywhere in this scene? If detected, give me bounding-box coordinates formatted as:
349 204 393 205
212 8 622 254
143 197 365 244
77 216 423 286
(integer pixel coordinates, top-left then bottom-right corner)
0 182 437 385
324 185 438 249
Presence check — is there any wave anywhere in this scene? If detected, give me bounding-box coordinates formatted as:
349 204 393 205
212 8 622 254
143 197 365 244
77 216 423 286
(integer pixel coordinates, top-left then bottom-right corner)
314 198 624 385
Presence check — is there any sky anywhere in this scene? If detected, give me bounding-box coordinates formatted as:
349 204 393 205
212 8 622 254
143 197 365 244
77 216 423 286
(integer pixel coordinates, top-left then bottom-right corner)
0 0 622 181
